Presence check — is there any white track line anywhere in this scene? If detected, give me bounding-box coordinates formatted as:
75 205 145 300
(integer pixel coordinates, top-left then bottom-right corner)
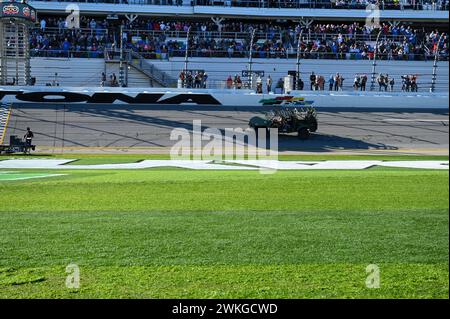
383 119 449 122
0 173 66 181
0 160 448 170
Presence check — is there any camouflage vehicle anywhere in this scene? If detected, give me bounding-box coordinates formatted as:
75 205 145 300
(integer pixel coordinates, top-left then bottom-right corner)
249 107 318 140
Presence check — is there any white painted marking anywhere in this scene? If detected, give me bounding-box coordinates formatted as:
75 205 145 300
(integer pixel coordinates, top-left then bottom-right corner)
378 161 449 170
0 173 66 181
0 160 447 170
383 119 449 122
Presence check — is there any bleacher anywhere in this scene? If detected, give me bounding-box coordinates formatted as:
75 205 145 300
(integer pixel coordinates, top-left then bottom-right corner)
8 0 449 92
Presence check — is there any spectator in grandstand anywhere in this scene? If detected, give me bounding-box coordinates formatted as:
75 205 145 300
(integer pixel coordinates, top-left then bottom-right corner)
389 76 395 91
179 71 185 88
309 72 316 91
234 75 243 89
40 18 46 31
101 72 106 87
276 78 284 93
410 75 418 92
256 76 263 93
401 74 409 91
353 75 361 91
333 73 341 91
24 128 34 147
328 75 335 91
266 75 273 93
109 73 118 87
52 73 59 87
297 77 304 90
339 74 345 90
226 75 233 89
316 75 325 91
30 16 449 63
202 72 208 88
377 74 389 91
360 74 368 91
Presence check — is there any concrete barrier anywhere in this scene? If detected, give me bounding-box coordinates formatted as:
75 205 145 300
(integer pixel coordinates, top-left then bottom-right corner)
0 86 448 109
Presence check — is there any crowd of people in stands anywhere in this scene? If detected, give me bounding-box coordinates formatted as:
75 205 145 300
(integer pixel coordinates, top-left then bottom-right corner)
29 16 449 62
218 71 422 92
178 70 209 88
30 16 112 57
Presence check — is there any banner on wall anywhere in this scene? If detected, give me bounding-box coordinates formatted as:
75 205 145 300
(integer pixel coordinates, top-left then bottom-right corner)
0 87 448 108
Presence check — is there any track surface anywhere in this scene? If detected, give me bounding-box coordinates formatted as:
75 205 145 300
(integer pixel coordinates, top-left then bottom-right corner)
5 104 449 155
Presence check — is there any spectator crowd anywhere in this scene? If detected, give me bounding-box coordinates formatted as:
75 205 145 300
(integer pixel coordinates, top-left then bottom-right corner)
220 71 421 92
30 16 449 62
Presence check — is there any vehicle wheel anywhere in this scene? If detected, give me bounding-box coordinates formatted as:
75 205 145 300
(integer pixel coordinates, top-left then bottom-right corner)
309 118 318 133
298 127 310 140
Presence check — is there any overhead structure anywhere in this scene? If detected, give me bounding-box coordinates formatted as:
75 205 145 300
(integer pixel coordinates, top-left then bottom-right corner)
0 0 37 86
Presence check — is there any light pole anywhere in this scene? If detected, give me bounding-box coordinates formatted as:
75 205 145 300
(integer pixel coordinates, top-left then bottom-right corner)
296 28 303 90
119 24 125 87
370 30 382 91
183 26 191 88
430 33 444 93
247 28 256 89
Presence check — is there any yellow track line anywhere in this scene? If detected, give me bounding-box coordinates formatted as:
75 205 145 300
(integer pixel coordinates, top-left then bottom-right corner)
0 103 12 145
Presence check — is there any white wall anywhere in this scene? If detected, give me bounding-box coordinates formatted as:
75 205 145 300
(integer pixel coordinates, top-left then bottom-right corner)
1 86 448 109
30 57 156 88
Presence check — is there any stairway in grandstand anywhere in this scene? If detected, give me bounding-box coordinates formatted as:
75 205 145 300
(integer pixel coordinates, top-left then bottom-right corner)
0 103 12 145
103 49 176 87
127 51 177 88
30 57 153 87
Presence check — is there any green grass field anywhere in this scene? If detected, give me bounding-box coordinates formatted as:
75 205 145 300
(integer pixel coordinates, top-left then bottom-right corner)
0 155 448 298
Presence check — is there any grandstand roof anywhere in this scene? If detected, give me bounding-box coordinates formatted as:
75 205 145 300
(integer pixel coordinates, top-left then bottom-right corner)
29 2 449 23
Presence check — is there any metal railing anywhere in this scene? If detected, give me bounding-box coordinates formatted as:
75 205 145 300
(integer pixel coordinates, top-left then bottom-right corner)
29 46 448 61
104 48 177 87
30 26 110 36
122 28 433 43
129 48 447 61
30 49 106 58
29 26 448 63
171 76 448 92
32 26 438 44
128 50 177 86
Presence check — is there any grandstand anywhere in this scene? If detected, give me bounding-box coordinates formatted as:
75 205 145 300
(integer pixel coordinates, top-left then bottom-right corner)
1 0 448 91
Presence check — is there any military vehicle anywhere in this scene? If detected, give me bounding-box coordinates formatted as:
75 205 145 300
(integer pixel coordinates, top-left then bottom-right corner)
249 107 318 140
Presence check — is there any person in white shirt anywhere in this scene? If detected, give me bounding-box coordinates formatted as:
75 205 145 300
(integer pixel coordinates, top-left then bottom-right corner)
40 19 46 31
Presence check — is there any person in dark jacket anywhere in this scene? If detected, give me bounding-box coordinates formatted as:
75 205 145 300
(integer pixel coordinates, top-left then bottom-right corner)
24 127 34 147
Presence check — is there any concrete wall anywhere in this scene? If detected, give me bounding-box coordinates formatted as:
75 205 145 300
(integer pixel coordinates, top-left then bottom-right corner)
1 86 448 109
30 58 153 88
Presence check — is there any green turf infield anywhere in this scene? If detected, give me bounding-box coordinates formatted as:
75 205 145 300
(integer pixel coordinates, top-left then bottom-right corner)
0 160 448 298
0 172 64 182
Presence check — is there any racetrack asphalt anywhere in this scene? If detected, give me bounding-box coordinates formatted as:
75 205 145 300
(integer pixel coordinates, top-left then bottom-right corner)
5 104 449 155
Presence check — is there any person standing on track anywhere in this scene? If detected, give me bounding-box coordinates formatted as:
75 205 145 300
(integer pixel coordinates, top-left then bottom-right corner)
24 127 34 147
